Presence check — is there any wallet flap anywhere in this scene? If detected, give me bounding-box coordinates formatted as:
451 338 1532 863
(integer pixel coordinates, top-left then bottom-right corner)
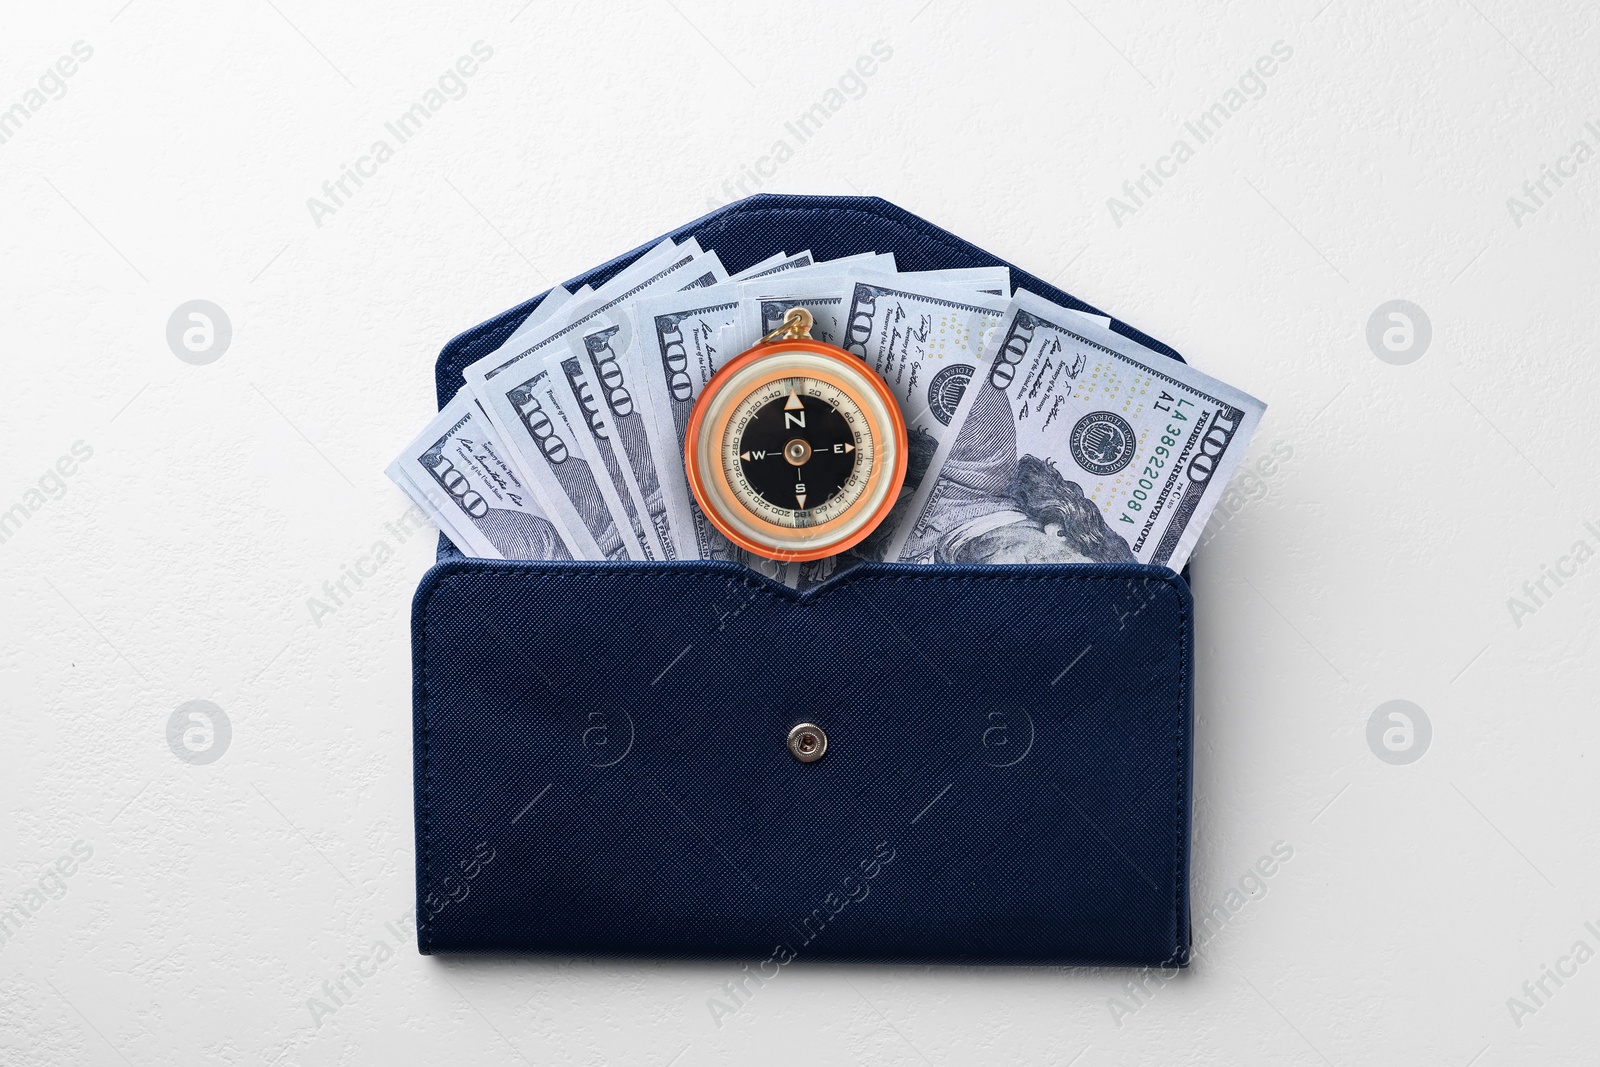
413 559 1192 965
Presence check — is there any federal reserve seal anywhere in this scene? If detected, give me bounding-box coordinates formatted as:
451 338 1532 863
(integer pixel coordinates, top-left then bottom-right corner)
1069 411 1136 475
926 364 973 426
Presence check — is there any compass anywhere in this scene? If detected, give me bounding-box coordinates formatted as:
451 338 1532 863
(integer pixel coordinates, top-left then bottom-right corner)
684 308 908 562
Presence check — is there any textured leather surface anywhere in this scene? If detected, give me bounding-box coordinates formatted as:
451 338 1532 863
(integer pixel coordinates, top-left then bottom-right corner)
415 195 1194 964
414 560 1192 965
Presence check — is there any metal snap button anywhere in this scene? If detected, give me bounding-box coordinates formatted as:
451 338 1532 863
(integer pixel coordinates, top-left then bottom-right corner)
787 723 827 763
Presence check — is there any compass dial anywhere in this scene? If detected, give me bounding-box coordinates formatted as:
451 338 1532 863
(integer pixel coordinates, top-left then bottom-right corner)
723 378 872 528
684 341 907 563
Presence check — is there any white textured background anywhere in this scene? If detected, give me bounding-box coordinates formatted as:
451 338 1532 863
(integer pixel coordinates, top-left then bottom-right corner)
3 0 1598 1063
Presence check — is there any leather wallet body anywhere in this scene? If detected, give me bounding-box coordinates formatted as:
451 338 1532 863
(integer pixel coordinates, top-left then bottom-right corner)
413 195 1194 965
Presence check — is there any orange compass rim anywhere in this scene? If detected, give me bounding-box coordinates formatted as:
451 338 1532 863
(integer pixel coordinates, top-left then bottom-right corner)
684 339 909 563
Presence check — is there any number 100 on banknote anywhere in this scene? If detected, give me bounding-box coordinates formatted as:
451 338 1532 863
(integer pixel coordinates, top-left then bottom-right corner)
887 291 1263 572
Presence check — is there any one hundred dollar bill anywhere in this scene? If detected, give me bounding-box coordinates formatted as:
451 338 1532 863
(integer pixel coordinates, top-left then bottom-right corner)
555 312 693 561
797 285 1113 589
500 284 573 348
627 284 793 582
790 281 1009 589
491 362 634 559
733 247 895 285
731 250 808 279
838 280 1010 433
499 236 688 348
544 346 663 559
548 253 730 562
743 284 848 349
564 319 683 558
883 289 1265 573
734 262 1005 366
730 254 897 352
889 265 1012 296
463 242 714 559
386 390 574 561
388 460 477 552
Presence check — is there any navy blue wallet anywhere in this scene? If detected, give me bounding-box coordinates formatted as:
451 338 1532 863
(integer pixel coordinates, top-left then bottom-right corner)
413 195 1194 966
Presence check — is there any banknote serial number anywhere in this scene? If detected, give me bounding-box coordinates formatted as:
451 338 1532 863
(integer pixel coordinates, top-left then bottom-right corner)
1120 425 1180 517
1120 393 1198 522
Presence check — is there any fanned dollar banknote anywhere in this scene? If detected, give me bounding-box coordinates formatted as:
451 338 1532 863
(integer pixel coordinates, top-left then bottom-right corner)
386 390 574 561
732 253 897 351
390 236 1265 584
789 279 1009 589
461 241 715 560
884 289 1264 573
626 281 793 581
550 254 730 562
